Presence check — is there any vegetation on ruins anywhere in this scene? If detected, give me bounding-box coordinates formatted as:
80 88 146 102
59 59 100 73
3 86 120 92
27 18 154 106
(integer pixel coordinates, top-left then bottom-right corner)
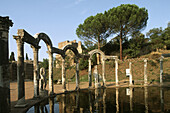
9 52 15 61
76 13 109 50
26 53 29 60
39 58 49 69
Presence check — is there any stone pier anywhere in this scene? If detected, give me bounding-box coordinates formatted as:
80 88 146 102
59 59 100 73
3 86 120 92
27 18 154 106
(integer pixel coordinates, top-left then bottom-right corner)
160 57 163 85
102 60 106 87
62 58 66 91
31 46 40 97
75 59 80 90
88 58 92 88
129 62 133 86
48 50 53 94
115 59 119 86
0 16 13 113
144 59 148 86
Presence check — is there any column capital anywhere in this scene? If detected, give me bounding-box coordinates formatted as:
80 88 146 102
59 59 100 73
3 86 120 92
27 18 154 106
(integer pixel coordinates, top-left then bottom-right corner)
0 16 13 31
13 35 24 44
31 45 41 50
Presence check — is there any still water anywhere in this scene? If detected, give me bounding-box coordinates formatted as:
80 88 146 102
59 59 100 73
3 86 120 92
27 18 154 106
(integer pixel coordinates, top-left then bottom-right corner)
27 87 170 113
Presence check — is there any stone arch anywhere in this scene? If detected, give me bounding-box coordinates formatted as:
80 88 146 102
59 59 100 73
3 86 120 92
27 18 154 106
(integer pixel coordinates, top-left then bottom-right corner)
88 49 119 88
88 49 105 60
34 33 53 52
34 33 54 94
63 44 79 58
61 44 80 91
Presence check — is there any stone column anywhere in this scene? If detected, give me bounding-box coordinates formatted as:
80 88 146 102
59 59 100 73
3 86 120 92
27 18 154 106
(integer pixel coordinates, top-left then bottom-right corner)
0 16 13 112
32 46 40 97
144 59 148 86
129 62 133 86
75 58 80 90
14 36 27 107
160 57 163 85
88 58 92 88
115 59 119 86
116 88 119 113
62 58 66 91
102 59 106 87
48 51 53 94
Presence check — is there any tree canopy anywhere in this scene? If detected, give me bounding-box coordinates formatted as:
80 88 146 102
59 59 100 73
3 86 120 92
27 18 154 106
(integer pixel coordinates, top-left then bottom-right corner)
146 27 164 51
76 4 148 60
106 4 148 60
76 13 109 50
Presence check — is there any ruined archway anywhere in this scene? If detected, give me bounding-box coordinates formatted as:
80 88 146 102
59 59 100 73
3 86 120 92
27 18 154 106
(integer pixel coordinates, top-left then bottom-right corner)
88 49 118 88
34 33 53 95
61 44 80 91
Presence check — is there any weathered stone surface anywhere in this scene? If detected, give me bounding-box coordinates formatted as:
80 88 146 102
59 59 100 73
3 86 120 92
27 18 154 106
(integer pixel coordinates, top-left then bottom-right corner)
0 86 10 113
0 16 13 112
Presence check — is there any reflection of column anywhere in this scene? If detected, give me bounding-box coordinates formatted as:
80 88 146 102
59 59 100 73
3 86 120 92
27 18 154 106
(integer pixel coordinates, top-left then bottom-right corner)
88 59 92 88
116 88 119 113
144 87 148 113
88 90 93 113
75 59 80 90
95 88 100 113
14 36 27 107
62 94 66 113
103 89 106 113
115 59 119 86
62 58 66 91
102 60 106 87
48 51 53 94
160 57 163 85
76 91 80 112
49 97 54 113
32 46 40 97
144 59 148 86
34 104 40 113
0 16 13 112
160 87 164 113
130 88 133 112
129 62 133 86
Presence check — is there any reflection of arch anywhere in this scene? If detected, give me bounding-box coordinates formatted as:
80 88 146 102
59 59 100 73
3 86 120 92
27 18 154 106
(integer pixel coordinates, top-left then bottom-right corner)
61 44 80 91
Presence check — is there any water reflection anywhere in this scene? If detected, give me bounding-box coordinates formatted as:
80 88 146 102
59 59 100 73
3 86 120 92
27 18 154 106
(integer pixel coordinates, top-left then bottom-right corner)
27 87 170 113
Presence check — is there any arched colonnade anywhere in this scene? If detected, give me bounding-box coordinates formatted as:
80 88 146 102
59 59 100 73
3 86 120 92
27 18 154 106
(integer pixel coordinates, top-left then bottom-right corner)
13 29 119 107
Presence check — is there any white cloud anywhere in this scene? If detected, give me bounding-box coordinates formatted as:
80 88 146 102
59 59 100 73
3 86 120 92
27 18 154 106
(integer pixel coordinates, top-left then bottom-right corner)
75 0 85 5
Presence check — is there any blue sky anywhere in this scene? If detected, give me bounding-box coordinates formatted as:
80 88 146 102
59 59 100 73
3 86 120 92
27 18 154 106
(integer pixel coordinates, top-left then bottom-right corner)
1 0 170 61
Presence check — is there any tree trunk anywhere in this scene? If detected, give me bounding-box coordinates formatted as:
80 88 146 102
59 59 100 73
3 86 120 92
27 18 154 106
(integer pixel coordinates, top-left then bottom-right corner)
120 27 123 61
